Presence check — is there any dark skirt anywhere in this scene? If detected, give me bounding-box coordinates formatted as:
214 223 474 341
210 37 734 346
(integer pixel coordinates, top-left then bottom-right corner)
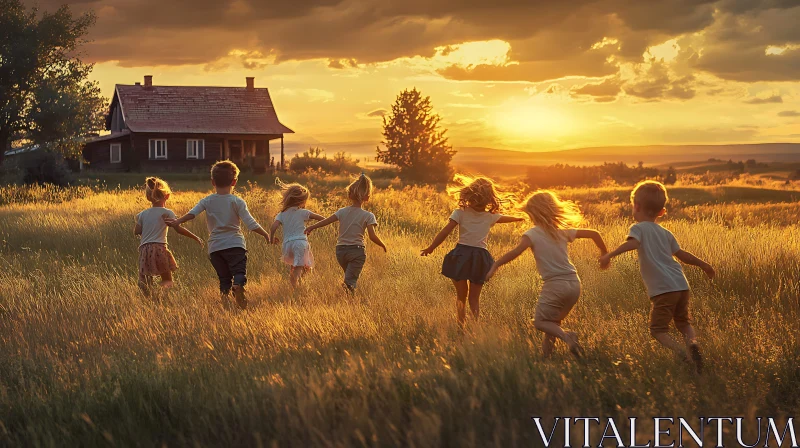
441 244 495 284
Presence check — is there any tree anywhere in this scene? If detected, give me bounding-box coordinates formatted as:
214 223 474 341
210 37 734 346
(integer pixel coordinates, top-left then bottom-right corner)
664 166 677 185
377 88 456 183
0 0 105 163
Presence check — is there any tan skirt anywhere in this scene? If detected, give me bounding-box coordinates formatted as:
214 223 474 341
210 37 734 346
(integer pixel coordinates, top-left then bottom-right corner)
138 243 178 279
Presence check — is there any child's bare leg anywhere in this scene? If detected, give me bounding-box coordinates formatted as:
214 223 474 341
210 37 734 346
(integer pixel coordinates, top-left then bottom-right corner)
290 266 301 288
452 280 469 327
160 271 174 289
534 320 568 341
535 320 583 358
542 335 557 358
138 275 154 297
651 331 686 355
467 281 483 321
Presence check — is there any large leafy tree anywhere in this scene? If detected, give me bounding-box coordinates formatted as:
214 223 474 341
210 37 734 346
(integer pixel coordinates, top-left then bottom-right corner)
0 0 105 162
377 88 456 183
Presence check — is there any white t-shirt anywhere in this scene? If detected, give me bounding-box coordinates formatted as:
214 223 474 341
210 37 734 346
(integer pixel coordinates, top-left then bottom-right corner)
449 208 502 249
523 227 578 281
627 221 689 298
275 207 312 244
136 207 176 247
188 193 262 253
334 206 377 246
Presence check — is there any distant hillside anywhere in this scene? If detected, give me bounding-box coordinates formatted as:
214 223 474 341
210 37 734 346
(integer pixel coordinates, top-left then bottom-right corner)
282 141 800 175
453 143 800 175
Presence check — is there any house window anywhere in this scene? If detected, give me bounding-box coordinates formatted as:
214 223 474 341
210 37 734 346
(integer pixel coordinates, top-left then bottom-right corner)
186 139 204 159
149 139 167 160
110 143 122 163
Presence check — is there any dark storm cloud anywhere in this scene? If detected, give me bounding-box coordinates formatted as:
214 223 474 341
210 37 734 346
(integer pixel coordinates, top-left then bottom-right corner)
24 0 800 83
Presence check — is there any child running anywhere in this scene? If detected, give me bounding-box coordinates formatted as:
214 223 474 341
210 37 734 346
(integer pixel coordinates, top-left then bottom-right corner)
166 161 271 310
304 173 387 292
599 180 715 372
269 180 324 288
135 177 203 298
486 190 607 358
421 175 524 328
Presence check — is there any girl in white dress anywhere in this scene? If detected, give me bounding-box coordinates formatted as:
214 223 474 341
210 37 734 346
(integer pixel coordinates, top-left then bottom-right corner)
269 180 324 288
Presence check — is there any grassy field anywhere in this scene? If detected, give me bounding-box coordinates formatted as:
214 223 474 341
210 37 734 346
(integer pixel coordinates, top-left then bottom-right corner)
1 176 800 446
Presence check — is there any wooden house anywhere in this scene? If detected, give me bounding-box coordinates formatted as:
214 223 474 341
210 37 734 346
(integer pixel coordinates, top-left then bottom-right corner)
82 76 294 172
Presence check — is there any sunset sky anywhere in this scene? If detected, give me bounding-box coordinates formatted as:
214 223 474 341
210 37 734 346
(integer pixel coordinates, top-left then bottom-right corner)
36 0 800 152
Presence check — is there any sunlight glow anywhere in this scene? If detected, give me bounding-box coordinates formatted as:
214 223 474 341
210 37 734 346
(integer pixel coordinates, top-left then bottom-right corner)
490 99 572 141
434 40 513 68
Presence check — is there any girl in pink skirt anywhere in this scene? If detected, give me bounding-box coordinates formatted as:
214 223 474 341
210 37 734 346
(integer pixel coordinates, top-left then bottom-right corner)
269 180 324 288
135 177 203 297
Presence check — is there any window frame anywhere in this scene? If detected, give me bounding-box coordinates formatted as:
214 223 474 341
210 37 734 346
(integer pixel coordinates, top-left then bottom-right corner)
149 139 168 160
110 143 122 164
186 139 204 160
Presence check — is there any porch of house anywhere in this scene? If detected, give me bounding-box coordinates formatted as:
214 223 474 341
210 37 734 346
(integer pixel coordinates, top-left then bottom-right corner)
222 134 287 173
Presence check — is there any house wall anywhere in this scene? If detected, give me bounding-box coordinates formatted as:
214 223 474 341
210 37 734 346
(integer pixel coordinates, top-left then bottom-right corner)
84 133 281 172
84 137 132 172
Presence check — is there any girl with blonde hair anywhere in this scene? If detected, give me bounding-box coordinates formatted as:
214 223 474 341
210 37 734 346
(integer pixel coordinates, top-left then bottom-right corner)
135 177 202 297
269 179 324 288
305 173 387 292
486 190 607 358
421 174 524 327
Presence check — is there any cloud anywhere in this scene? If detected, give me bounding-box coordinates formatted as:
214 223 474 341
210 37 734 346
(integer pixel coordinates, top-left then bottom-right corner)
623 60 697 101
366 109 388 117
570 76 622 102
743 95 783 104
328 59 359 69
778 110 800 117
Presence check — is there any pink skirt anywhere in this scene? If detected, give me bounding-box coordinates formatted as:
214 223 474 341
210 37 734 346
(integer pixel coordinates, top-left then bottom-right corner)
138 243 178 278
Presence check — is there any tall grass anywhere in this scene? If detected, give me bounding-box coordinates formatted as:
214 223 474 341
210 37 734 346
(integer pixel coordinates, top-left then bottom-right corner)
0 181 798 446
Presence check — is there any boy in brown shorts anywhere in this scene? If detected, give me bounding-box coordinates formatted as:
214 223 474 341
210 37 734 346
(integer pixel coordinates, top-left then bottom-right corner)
600 180 715 372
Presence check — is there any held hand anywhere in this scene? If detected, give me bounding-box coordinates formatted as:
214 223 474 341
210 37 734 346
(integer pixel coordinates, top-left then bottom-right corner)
702 263 716 280
304 227 315 236
196 239 204 248
263 234 271 244
485 266 497 281
599 254 611 270
163 218 178 227
420 247 434 257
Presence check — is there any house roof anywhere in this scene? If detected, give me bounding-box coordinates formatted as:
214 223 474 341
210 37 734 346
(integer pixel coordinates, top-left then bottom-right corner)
113 84 294 135
86 130 131 143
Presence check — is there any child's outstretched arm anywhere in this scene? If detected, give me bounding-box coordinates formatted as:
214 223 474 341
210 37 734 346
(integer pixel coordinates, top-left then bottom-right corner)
486 236 532 281
496 215 525 224
304 215 339 235
367 224 387 252
173 225 204 247
308 212 325 221
675 249 715 279
599 238 640 269
269 220 281 245
575 229 608 255
165 213 196 227
420 220 458 256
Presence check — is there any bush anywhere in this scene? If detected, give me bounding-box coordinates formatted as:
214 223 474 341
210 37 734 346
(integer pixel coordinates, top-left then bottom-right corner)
1 150 76 186
289 148 360 175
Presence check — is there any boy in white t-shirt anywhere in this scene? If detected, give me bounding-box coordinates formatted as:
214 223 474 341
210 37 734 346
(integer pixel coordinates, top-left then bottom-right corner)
166 161 271 309
600 180 715 372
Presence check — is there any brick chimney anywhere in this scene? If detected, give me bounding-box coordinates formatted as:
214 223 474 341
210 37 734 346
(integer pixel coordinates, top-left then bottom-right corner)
144 75 153 89
246 77 254 91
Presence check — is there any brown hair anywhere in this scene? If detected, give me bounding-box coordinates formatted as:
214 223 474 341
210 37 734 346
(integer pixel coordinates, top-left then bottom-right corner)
447 174 511 214
522 190 583 239
631 180 668 217
276 178 310 212
145 177 171 204
348 173 373 203
211 160 240 187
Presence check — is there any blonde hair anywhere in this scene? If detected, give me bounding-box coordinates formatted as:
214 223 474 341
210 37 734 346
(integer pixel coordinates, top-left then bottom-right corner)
348 173 373 203
211 160 240 187
145 177 171 204
522 190 583 239
276 178 310 212
631 180 668 217
446 174 512 214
